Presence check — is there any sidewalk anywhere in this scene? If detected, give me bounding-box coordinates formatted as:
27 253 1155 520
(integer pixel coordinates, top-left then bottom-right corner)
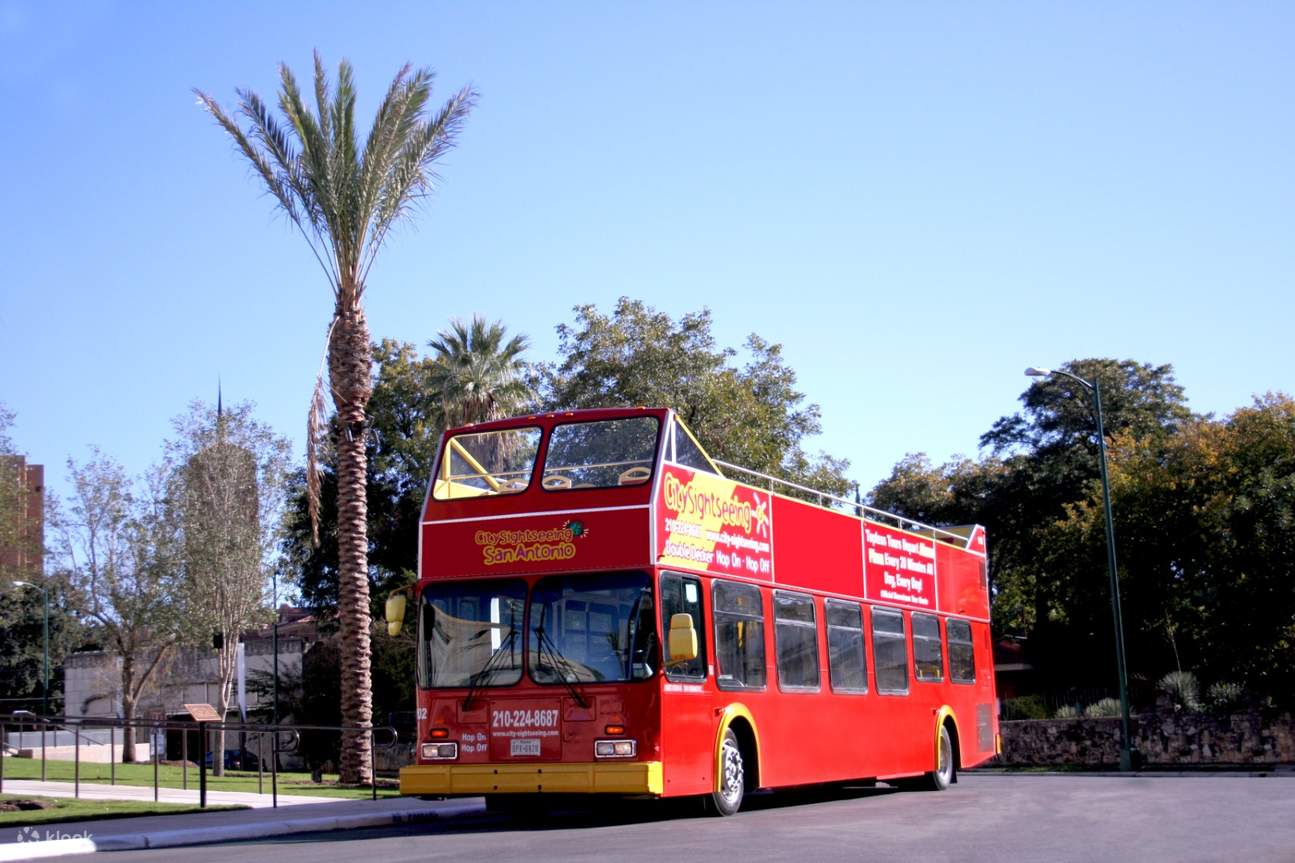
1 779 332 808
0 793 482 861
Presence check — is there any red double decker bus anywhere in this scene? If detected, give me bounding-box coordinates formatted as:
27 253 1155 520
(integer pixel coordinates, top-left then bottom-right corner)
392 407 998 814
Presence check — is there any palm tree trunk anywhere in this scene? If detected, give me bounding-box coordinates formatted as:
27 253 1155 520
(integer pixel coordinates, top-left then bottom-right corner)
330 302 375 785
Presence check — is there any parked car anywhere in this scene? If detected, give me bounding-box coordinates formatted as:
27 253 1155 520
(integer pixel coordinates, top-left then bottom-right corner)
203 750 260 770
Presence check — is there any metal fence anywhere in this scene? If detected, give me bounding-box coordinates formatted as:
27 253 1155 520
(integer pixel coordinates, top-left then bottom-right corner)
999 688 1116 720
0 713 399 809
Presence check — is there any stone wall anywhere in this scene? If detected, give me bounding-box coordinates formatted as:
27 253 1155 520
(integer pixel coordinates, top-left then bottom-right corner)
999 710 1295 766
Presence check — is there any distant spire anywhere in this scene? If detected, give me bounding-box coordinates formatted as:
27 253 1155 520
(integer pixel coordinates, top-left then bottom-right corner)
217 377 223 419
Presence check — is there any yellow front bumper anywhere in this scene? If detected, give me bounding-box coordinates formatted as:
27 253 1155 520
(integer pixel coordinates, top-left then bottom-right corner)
400 761 664 796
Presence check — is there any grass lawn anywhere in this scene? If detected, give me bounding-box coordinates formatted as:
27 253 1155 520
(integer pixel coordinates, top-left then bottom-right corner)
0 794 243 828
1 759 399 800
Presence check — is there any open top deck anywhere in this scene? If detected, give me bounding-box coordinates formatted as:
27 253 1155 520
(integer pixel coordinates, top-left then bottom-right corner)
421 407 988 621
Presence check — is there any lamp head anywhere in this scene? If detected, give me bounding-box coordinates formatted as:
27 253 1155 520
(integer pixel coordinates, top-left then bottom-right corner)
1024 367 1052 378
13 580 32 588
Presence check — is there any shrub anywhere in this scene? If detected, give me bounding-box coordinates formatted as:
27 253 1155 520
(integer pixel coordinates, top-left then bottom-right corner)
1157 670 1201 712
1084 698 1122 718
1054 705 1080 719
1206 681 1246 713
1003 695 1049 720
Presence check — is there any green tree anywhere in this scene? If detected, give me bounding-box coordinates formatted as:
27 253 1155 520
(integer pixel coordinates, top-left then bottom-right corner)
870 358 1196 694
1054 393 1295 705
55 454 180 761
197 54 476 784
428 316 534 428
539 298 849 496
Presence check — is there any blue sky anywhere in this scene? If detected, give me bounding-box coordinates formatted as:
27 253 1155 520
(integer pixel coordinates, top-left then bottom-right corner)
2 1 1292 508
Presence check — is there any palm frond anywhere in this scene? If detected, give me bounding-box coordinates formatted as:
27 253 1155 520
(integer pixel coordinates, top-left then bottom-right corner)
364 83 476 280
234 89 338 290
312 50 332 153
329 57 361 265
278 63 341 272
194 89 296 221
357 69 437 282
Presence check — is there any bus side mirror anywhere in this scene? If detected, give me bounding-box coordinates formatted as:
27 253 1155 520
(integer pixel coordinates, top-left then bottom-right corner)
668 612 698 663
385 592 408 637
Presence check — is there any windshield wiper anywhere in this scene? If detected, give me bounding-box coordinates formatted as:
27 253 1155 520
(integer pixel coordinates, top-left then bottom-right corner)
462 628 518 710
534 606 590 708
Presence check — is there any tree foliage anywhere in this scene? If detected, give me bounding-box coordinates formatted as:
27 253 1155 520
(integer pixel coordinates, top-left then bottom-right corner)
54 453 180 760
539 298 849 495
870 359 1295 706
427 316 533 428
1056 393 1295 704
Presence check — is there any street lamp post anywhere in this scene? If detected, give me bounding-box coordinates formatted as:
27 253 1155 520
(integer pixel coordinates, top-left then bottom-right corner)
1025 367 1135 771
271 570 279 726
13 581 49 719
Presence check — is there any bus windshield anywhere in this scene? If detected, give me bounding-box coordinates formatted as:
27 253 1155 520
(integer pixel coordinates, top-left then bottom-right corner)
529 572 656 683
433 427 541 500
418 579 526 688
540 416 660 490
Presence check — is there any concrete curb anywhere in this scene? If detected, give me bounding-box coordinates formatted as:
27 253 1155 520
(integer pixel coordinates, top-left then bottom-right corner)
0 800 483 861
967 766 1295 778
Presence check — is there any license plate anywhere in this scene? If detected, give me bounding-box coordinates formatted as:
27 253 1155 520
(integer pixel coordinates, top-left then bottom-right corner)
510 738 541 757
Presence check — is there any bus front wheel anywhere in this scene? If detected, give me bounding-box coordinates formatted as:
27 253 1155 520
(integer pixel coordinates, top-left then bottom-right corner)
710 728 745 816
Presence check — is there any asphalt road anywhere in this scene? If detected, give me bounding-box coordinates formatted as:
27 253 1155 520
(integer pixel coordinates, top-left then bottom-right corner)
50 774 1295 863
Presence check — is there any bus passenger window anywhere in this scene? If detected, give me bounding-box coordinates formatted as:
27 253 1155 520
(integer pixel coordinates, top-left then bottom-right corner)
660 573 706 680
713 581 766 690
825 600 867 693
948 618 975 684
912 613 943 682
872 608 908 694
774 591 820 691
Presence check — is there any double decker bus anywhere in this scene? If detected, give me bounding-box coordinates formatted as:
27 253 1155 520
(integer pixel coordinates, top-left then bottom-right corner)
390 407 998 814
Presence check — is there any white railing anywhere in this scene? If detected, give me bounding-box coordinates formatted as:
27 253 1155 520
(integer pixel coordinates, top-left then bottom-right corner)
711 459 969 547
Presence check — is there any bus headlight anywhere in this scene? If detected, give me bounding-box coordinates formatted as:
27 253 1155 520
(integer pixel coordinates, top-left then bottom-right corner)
421 742 459 760
594 739 636 758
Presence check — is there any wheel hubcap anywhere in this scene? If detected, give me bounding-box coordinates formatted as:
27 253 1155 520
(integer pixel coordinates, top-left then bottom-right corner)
938 733 953 782
722 741 743 803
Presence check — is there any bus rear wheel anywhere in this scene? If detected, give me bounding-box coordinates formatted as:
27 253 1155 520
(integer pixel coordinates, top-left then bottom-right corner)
919 724 956 791
710 728 745 816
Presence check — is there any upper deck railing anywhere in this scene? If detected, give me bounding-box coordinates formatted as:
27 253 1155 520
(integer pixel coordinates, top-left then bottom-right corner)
712 459 972 549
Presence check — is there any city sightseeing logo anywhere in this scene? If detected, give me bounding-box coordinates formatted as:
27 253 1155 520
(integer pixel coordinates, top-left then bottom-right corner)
475 520 587 566
663 473 769 537
15 825 94 843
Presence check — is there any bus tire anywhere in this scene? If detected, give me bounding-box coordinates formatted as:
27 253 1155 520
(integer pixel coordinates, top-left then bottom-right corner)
918 724 956 791
710 728 745 816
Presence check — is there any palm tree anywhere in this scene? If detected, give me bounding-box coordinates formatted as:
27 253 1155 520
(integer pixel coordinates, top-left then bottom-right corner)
196 54 475 784
429 316 533 427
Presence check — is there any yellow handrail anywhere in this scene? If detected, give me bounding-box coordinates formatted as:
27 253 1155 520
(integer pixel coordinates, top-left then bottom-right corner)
448 437 503 492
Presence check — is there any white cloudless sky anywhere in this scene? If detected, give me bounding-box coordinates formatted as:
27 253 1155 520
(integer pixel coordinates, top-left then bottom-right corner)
2 1 1292 508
